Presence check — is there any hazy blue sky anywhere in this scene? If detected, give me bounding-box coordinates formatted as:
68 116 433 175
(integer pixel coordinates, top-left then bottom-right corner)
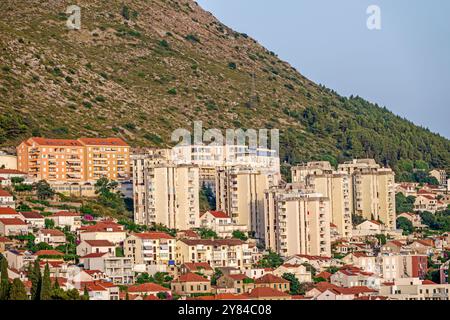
196 0 450 138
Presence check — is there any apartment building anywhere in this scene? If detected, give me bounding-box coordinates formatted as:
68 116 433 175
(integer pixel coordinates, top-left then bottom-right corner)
124 232 176 267
133 155 200 230
176 239 255 270
379 254 428 281
264 185 332 258
379 278 450 300
429 169 447 186
338 159 396 229
17 137 130 182
171 145 280 173
292 162 352 238
216 166 279 240
199 211 248 239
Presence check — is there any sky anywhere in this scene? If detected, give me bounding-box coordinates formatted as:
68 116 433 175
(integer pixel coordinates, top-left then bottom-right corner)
196 0 450 138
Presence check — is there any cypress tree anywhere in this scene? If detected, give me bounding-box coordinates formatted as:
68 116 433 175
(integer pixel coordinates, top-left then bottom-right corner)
0 256 10 300
9 278 28 300
83 285 90 300
53 277 60 290
0 256 7 282
30 260 41 300
40 263 51 300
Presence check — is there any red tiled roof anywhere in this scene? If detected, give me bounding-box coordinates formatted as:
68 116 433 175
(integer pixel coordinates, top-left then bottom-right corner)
228 274 249 281
51 211 81 217
30 137 83 146
247 287 290 298
422 280 437 285
20 211 44 219
355 296 388 300
180 239 244 247
0 189 12 197
78 138 128 147
182 262 213 272
34 250 64 256
201 211 229 219
83 240 115 247
0 169 27 175
175 273 209 283
0 218 27 226
134 232 174 240
127 283 170 293
0 236 12 243
255 273 289 284
79 222 123 233
39 229 65 236
81 252 108 259
214 293 248 300
315 271 332 279
295 254 332 260
0 207 18 215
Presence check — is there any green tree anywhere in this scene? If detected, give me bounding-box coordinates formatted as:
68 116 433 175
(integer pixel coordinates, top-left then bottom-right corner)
35 180 55 200
40 263 51 300
8 279 28 300
44 219 55 229
30 259 42 300
257 250 284 269
210 268 223 286
0 256 10 300
397 217 414 235
232 230 248 241
282 273 300 295
395 193 416 213
82 285 90 300
197 228 218 240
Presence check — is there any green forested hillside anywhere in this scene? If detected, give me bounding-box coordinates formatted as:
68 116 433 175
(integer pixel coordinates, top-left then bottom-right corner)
0 0 448 177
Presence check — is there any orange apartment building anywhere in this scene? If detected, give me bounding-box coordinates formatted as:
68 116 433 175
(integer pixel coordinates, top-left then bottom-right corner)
17 137 130 183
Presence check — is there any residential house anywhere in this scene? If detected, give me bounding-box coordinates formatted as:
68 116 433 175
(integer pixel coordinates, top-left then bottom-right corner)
49 211 82 231
180 262 214 278
0 189 14 208
246 287 291 300
124 232 176 269
35 229 66 246
19 211 45 228
273 263 312 283
176 239 254 270
254 274 290 293
78 222 127 244
199 211 248 239
171 273 211 296
0 218 29 236
379 278 450 300
76 239 116 257
216 273 255 294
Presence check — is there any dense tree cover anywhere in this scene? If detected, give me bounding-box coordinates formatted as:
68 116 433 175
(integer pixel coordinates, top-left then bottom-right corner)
397 217 414 235
232 230 248 241
197 228 219 240
281 96 450 178
419 209 450 232
282 273 300 295
94 177 126 214
256 250 283 269
34 180 55 200
135 272 173 288
396 193 416 214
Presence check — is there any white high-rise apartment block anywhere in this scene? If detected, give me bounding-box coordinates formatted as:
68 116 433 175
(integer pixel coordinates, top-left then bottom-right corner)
292 162 353 238
264 185 332 258
215 166 280 241
133 155 200 230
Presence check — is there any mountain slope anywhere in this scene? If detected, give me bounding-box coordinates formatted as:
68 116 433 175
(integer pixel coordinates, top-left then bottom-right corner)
0 0 449 174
